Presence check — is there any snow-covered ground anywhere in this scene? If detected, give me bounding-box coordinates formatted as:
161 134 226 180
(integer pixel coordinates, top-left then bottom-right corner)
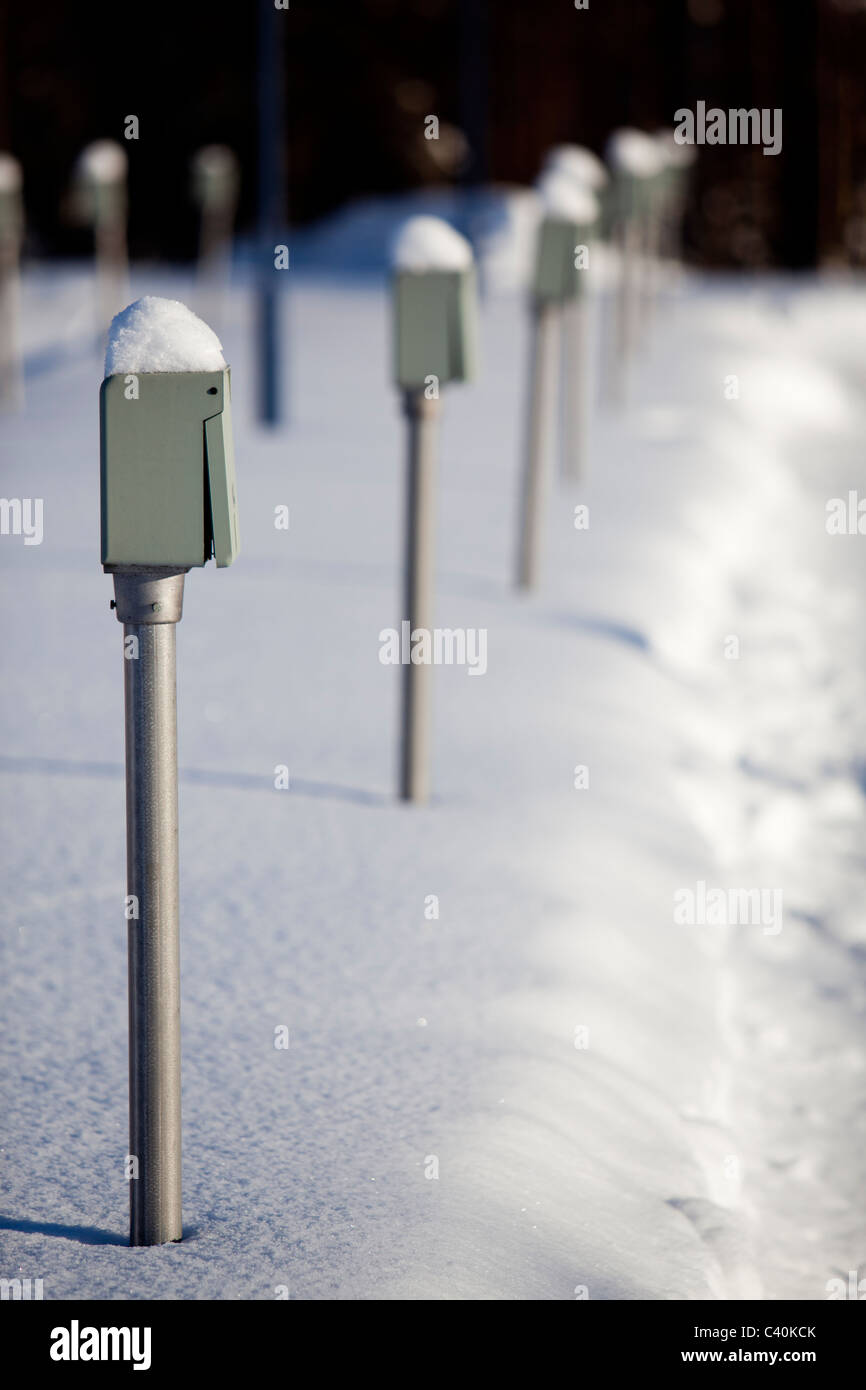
1 239 865 1300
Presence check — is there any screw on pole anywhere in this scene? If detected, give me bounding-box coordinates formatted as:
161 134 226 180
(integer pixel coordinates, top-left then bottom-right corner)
516 298 560 589
400 390 439 803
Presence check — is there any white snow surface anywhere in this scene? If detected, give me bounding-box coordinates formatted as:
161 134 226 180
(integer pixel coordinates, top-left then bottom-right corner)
605 128 666 178
536 169 599 225
392 215 473 271
543 144 609 190
2 251 866 1301
75 140 127 185
104 296 226 376
0 153 22 192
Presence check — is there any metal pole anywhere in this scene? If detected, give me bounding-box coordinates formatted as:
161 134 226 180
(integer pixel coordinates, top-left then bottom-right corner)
257 0 286 426
400 390 439 803
638 205 660 344
561 294 590 483
0 241 22 410
112 569 186 1246
517 299 560 588
94 191 128 336
607 214 640 406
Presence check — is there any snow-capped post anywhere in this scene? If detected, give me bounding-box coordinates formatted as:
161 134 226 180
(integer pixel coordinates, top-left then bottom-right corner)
100 297 239 1246
392 217 478 803
191 145 239 326
653 128 696 295
0 153 24 410
538 149 605 484
516 172 599 587
604 129 664 401
73 140 129 334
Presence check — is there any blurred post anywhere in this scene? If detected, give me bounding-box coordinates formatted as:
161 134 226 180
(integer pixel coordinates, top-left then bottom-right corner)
638 170 665 344
0 154 24 410
74 140 129 335
192 145 239 330
401 390 439 803
256 0 286 426
654 129 696 305
604 130 663 403
517 298 560 588
457 0 489 256
563 294 591 480
537 150 605 481
518 181 598 586
391 218 478 803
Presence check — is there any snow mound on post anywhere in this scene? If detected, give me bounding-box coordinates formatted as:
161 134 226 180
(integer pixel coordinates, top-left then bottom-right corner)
543 144 608 190
76 140 127 184
0 153 22 192
655 127 697 169
536 169 599 224
392 215 473 271
605 128 665 178
192 144 239 181
105 297 226 376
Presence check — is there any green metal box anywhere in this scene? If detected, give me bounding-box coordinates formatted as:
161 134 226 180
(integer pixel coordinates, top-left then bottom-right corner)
0 188 22 248
100 368 239 569
533 216 594 302
393 267 478 389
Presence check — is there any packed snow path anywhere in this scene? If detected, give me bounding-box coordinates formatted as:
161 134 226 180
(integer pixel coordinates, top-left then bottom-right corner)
1 264 865 1300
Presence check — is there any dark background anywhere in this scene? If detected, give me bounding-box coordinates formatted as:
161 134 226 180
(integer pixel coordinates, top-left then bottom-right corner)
0 0 863 268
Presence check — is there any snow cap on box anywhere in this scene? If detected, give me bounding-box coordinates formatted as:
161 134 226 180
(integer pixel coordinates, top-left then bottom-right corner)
105 297 226 376
76 139 127 184
605 128 665 178
0 153 22 192
536 169 599 225
392 215 473 272
542 144 608 190
192 144 239 180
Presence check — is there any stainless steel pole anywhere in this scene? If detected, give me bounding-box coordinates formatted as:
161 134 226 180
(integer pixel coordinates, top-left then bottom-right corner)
112 569 186 1246
517 298 560 588
0 243 22 410
400 390 439 803
611 215 640 403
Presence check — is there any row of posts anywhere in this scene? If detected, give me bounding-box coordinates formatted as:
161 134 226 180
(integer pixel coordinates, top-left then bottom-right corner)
90 124 690 1247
